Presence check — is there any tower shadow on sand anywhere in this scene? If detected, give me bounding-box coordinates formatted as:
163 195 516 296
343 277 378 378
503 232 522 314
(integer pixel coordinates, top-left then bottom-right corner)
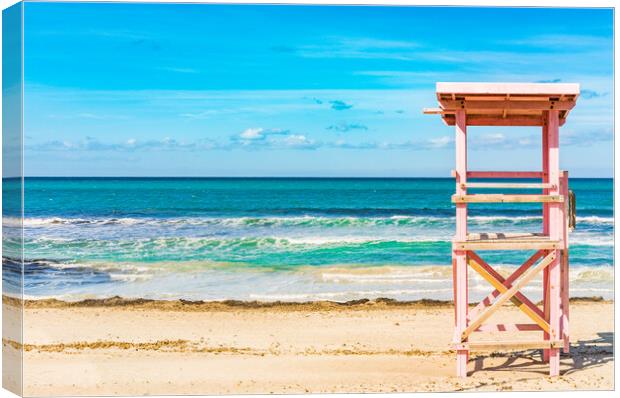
468 332 613 377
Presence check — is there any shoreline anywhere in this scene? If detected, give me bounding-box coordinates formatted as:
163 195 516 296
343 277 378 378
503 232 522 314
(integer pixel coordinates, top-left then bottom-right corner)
3 294 611 310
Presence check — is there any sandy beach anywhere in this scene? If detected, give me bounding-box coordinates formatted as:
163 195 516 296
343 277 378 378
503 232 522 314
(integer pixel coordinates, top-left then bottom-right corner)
1 296 613 395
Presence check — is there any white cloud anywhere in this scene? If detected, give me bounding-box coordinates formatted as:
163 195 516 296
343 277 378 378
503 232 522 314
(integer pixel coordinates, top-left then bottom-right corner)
239 127 265 140
283 134 317 149
426 135 453 148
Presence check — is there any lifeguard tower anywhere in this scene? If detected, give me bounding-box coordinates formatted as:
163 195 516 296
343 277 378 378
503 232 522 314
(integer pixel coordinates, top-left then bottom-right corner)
424 82 579 377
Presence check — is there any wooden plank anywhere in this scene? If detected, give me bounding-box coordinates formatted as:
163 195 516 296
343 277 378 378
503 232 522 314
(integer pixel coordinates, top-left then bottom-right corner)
454 232 560 251
467 232 548 241
462 182 555 189
461 251 556 341
464 95 555 101
444 115 545 126
455 340 564 351
469 250 545 321
467 254 549 333
436 82 580 96
452 194 563 203
454 241 560 250
467 171 543 179
439 99 576 111
459 170 555 180
423 107 451 115
475 323 543 332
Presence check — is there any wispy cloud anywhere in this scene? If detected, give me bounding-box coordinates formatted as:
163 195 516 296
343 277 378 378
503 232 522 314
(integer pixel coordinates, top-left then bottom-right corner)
329 100 353 111
327 135 454 150
46 111 130 121
33 28 150 41
501 34 612 50
536 78 562 83
562 129 613 146
28 132 456 153
34 130 609 154
468 129 612 150
581 89 607 99
29 136 218 152
157 66 199 74
285 37 420 60
326 123 368 132
282 134 319 150
424 136 454 149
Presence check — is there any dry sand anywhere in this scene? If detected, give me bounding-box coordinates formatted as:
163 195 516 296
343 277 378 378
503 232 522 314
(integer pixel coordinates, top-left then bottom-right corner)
2 297 614 395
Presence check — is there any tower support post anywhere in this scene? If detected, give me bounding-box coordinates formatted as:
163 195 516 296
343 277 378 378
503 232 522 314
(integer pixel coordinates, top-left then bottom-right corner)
454 110 468 378
542 115 551 362
546 110 562 376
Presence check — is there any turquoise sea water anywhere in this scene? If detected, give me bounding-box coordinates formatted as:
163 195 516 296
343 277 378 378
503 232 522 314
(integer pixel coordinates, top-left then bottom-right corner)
2 177 614 301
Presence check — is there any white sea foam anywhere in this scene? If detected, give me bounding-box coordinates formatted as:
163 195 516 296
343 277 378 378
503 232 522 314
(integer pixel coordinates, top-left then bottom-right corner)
468 215 541 222
23 235 450 250
570 235 614 247
18 261 613 302
13 213 613 232
283 236 446 245
248 288 455 302
575 216 614 224
321 273 447 284
108 273 153 282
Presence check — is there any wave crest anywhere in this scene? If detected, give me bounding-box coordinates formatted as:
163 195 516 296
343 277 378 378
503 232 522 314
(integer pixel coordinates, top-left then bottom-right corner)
15 214 613 229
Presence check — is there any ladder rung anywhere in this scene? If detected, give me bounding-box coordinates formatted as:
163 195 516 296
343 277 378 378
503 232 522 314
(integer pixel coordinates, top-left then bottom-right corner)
453 170 545 179
452 194 563 203
462 182 555 190
455 340 564 351
475 323 543 332
454 240 561 250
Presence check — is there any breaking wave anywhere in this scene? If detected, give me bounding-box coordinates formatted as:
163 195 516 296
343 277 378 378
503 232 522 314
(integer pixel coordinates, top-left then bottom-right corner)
11 214 614 229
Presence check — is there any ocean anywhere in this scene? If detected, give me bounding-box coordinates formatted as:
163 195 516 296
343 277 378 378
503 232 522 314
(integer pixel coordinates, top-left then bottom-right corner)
2 177 614 302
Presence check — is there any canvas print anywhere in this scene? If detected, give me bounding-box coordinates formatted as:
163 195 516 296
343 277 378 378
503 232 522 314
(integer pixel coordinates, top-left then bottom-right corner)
2 1 614 396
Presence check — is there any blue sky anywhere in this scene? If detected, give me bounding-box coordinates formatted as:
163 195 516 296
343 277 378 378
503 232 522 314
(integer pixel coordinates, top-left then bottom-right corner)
22 3 613 177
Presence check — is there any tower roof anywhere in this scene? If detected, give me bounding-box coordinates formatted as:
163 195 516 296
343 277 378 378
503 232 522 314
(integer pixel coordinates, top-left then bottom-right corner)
425 82 580 126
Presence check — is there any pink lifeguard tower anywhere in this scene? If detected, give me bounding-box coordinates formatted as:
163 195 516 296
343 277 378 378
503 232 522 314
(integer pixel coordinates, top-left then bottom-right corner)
425 82 579 377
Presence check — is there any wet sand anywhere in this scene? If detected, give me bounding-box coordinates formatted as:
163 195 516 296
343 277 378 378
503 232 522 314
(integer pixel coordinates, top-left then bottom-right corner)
2 297 614 395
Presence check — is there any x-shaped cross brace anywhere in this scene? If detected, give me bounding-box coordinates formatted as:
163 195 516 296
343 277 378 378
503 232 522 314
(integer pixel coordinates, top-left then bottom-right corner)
459 250 556 342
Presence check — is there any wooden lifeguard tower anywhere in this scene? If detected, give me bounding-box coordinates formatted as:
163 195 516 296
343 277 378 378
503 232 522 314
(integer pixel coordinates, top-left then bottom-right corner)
424 82 579 377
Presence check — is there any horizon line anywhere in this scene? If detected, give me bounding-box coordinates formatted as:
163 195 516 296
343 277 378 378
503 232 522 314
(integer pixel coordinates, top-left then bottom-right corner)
9 175 615 179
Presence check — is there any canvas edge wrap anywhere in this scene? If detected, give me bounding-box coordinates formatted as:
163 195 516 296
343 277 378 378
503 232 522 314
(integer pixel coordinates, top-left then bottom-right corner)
2 1 24 395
